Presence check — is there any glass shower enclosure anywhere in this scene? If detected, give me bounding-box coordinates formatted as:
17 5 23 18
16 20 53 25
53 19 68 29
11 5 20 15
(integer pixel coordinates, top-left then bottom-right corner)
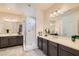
23 16 37 51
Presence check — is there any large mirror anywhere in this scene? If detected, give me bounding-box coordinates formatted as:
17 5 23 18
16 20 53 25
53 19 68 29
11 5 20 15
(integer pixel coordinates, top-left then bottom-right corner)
60 8 79 37
49 7 79 37
0 13 23 34
0 20 22 34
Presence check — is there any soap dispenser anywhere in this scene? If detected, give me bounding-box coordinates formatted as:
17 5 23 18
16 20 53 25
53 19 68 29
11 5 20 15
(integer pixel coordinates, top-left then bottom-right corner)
6 29 9 33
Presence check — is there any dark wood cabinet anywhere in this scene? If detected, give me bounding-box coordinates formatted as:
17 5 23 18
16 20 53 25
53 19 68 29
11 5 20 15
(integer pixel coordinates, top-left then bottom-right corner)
8 36 17 46
17 36 23 45
38 36 79 56
38 37 58 56
38 37 43 50
48 41 58 56
0 36 23 48
0 37 9 48
59 48 73 56
42 38 48 55
59 45 79 56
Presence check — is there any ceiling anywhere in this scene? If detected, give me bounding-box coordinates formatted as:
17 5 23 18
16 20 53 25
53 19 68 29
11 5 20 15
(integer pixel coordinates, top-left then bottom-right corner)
30 3 54 10
0 3 79 16
0 3 79 22
0 4 24 16
0 3 54 15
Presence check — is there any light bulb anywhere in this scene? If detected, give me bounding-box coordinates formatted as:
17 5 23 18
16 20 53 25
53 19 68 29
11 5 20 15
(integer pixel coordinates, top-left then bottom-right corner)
8 8 10 10
57 10 61 13
49 13 53 17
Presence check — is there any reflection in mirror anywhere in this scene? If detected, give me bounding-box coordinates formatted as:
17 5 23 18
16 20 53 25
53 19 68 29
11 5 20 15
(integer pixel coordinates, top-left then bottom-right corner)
0 12 23 35
48 17 57 35
49 7 79 37
0 20 22 34
60 7 79 37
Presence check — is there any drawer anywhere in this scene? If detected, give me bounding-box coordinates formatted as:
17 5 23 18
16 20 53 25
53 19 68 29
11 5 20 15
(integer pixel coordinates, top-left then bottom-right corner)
48 41 57 47
48 40 57 56
59 44 79 56
59 48 74 56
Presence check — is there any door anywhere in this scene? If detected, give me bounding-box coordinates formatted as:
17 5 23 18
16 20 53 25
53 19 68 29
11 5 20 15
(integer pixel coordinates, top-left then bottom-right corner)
24 16 37 50
48 41 57 56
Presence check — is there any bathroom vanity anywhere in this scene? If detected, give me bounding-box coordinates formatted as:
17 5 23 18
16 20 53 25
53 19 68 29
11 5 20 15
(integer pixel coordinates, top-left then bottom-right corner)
0 34 23 48
38 35 79 56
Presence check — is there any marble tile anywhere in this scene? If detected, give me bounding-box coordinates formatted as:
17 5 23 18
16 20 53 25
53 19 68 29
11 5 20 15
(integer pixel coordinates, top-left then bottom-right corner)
0 46 45 56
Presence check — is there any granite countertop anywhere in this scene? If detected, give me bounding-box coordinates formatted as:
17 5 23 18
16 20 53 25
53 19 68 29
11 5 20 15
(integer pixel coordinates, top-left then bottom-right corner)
38 35 79 51
0 34 23 37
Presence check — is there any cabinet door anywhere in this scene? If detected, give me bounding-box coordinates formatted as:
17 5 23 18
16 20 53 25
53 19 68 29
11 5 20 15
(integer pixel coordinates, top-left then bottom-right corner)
8 36 17 46
48 41 57 56
0 37 8 48
59 45 74 56
17 36 23 45
38 37 43 50
42 39 48 55
59 48 73 56
58 44 79 56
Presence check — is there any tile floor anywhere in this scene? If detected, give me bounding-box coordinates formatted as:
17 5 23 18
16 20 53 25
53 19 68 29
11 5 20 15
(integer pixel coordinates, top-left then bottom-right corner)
0 46 45 56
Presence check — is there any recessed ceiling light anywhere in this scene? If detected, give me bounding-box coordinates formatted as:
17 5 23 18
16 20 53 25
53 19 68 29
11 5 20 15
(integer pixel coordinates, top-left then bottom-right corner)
8 8 10 10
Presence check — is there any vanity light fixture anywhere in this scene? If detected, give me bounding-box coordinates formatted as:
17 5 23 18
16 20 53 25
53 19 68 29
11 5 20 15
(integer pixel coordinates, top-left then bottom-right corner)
60 12 64 14
4 18 18 22
58 10 64 15
57 10 61 13
49 13 53 17
50 10 62 18
53 12 59 16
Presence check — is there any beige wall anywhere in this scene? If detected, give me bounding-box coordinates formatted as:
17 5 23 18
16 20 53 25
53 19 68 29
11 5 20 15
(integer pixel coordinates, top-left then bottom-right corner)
36 10 44 35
